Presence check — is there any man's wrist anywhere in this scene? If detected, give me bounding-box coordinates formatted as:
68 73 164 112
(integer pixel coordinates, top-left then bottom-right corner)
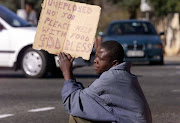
63 71 74 81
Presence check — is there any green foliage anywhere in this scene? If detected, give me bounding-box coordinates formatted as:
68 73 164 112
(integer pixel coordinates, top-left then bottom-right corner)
0 0 42 17
70 0 95 4
121 0 140 8
0 0 17 12
119 0 141 19
151 0 180 16
105 0 140 19
98 9 129 32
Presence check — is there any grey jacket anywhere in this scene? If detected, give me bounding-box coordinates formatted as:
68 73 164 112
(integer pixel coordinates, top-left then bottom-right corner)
61 62 152 123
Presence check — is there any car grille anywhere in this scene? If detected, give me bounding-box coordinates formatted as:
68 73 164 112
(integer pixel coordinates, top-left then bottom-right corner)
127 45 144 50
125 44 145 58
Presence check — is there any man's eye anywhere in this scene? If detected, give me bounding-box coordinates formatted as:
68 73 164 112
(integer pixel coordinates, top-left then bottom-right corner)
99 57 103 61
95 55 103 61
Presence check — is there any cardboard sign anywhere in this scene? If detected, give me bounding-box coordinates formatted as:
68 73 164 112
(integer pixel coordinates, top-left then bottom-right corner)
33 0 101 60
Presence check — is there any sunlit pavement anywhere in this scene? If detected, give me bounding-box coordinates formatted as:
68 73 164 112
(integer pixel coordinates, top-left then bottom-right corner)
164 55 180 62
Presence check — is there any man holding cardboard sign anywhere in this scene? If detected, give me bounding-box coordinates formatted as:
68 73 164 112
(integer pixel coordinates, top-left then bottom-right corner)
33 0 151 122
58 41 152 123
33 0 101 60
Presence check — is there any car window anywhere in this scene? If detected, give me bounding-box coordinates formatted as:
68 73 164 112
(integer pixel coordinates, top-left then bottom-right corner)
108 22 157 35
0 5 31 27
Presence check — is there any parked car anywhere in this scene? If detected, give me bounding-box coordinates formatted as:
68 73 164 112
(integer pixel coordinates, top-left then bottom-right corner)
0 4 89 78
100 20 164 65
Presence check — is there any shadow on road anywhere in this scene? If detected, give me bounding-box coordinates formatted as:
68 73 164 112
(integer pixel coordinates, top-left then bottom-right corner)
131 61 180 67
0 61 179 79
164 62 180 66
0 74 25 78
0 72 100 79
74 74 100 78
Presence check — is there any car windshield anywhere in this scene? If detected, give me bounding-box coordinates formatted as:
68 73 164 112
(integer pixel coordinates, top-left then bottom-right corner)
0 5 31 27
108 22 157 35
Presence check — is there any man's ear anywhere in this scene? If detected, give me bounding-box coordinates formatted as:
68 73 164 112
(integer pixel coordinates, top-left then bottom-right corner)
112 60 119 67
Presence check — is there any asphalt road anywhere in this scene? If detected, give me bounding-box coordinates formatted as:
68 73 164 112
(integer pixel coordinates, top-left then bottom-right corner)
0 59 180 123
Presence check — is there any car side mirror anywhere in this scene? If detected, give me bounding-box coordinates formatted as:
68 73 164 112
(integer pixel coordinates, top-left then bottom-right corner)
159 32 165 36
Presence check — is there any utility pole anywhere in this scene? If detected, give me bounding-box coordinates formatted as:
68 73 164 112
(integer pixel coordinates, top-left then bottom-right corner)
140 0 152 20
21 0 25 9
17 0 26 20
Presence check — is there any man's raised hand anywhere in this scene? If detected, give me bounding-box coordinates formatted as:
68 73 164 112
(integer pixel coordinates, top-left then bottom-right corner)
58 53 74 80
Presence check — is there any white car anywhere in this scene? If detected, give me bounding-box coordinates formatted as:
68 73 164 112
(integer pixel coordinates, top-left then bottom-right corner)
0 5 89 78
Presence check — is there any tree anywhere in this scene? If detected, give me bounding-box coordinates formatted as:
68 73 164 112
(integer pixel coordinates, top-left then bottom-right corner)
0 0 17 12
104 0 140 19
71 0 95 4
151 0 180 16
120 0 141 19
0 0 42 12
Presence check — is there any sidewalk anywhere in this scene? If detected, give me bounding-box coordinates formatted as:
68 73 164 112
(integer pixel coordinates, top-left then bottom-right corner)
164 55 180 62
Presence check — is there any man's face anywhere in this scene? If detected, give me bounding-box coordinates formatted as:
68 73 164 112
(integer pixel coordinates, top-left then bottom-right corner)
94 46 114 74
25 4 31 12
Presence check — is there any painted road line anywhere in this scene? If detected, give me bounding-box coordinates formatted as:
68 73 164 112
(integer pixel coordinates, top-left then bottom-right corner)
28 107 55 112
171 90 180 93
0 114 14 119
176 71 180 74
176 66 180 69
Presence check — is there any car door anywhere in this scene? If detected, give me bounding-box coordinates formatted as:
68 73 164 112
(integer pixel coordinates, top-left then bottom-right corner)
0 21 11 66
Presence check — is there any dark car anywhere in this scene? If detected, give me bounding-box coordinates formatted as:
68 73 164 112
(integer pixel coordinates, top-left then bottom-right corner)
100 20 164 65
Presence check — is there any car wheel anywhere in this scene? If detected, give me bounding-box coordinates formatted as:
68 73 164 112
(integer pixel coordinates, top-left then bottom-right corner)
157 59 164 65
21 48 48 78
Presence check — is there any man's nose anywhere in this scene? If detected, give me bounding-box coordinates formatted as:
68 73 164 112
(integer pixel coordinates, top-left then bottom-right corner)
94 57 97 63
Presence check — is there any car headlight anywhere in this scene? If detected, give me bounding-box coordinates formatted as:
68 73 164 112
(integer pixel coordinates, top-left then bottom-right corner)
147 44 163 49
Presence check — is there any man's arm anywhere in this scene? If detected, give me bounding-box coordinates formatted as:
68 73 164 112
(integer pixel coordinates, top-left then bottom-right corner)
61 79 115 122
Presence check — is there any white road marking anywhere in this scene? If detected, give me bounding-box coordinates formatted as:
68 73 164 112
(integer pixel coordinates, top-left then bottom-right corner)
176 66 180 69
0 114 14 119
171 90 180 93
28 107 55 112
176 71 180 75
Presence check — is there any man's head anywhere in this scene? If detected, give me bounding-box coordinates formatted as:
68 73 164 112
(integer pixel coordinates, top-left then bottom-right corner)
25 2 34 12
94 41 124 74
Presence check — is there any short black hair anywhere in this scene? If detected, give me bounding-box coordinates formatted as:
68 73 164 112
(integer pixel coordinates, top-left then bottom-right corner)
100 41 124 63
25 2 34 9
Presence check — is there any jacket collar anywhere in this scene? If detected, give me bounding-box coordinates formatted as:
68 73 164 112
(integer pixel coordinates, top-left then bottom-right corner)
110 62 131 72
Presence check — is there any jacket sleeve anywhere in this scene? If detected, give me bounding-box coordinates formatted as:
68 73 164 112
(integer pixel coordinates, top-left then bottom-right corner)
61 79 115 122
